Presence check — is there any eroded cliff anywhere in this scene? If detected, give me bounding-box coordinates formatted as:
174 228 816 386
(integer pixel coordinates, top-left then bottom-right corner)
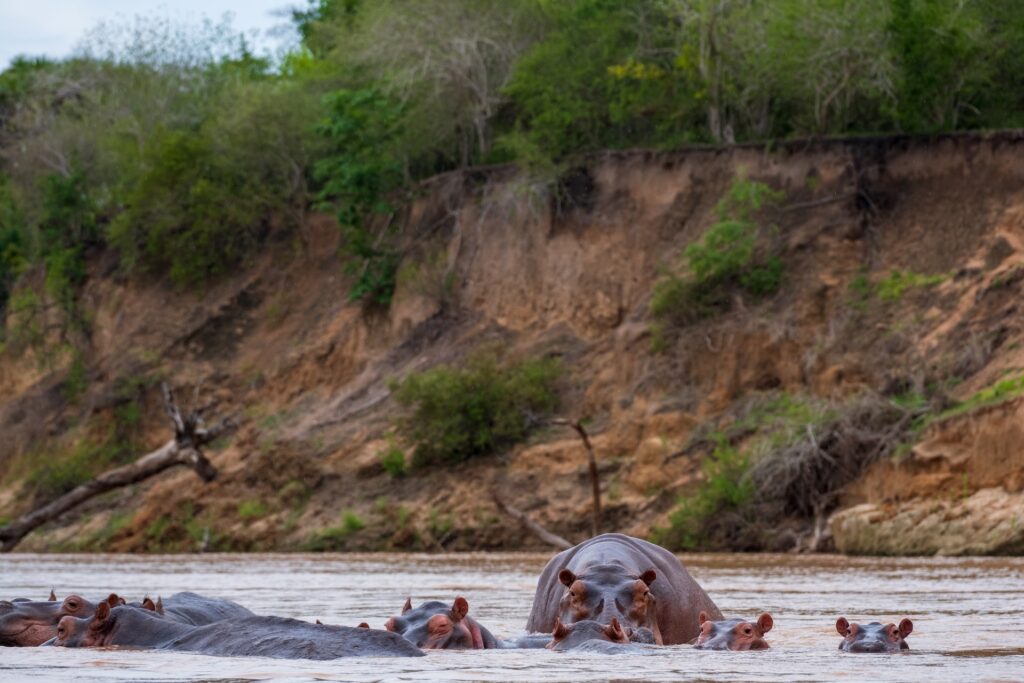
2 133 1023 555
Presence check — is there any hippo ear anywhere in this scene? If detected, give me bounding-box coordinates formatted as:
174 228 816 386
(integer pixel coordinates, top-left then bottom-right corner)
558 569 576 587
450 597 469 622
551 618 570 642
604 617 627 643
49 589 57 602
836 617 850 636
757 613 774 634
106 593 124 607
402 597 413 614
358 622 369 629
640 569 657 586
898 618 913 638
698 611 709 626
92 601 111 630
141 597 157 612
155 597 164 615
316 619 323 625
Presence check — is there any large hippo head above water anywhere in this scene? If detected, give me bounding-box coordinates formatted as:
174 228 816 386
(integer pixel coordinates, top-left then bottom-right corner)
384 597 499 649
836 617 913 653
526 533 722 645
0 593 100 647
694 611 774 650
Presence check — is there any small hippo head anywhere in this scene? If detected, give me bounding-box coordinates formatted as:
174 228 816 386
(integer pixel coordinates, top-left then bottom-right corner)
54 600 122 648
0 594 97 646
836 617 913 653
694 611 773 651
547 617 630 651
385 597 487 650
557 564 661 644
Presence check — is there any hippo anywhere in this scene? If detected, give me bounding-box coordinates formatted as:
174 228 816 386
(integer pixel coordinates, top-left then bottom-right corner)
694 611 773 650
1 594 100 646
53 602 424 659
835 617 913 653
131 592 254 625
384 597 500 649
526 533 722 645
548 617 628 650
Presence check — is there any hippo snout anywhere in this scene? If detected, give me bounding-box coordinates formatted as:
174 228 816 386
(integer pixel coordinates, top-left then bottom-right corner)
845 640 888 653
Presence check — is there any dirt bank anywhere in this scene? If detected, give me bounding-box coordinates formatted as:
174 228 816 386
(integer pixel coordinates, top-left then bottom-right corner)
3 132 1024 554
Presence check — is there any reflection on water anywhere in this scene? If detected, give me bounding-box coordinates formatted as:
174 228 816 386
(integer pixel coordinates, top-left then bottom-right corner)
1 552 1022 681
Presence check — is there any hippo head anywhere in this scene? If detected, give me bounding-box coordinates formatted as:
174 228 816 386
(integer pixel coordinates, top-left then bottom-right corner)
547 617 630 651
385 597 486 650
53 599 134 648
836 617 913 653
694 611 773 650
557 564 661 644
0 594 98 646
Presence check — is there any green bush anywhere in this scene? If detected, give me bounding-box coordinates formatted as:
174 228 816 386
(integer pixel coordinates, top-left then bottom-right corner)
390 352 561 466
876 269 947 301
237 500 268 520
651 178 784 331
26 439 107 501
377 442 407 478
651 439 752 551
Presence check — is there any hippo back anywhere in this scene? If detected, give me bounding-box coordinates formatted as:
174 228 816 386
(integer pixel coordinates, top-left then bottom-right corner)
525 533 721 644
166 616 424 659
161 592 254 625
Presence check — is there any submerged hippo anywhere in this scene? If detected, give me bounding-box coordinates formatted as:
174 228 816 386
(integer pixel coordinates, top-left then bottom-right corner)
694 611 774 650
54 602 423 659
384 597 500 649
548 617 628 650
835 617 913 653
1 594 101 646
526 533 722 644
132 592 254 625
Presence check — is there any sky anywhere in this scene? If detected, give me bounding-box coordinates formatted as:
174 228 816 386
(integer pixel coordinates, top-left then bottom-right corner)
0 0 299 69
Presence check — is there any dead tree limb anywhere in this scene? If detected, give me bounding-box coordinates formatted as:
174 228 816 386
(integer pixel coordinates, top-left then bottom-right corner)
550 418 602 537
493 494 572 550
0 383 235 552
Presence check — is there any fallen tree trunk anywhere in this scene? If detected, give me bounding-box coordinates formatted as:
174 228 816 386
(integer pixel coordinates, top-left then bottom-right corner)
0 383 235 552
493 494 572 550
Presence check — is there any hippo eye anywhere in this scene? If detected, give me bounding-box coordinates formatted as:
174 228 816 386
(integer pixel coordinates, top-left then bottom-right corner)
743 627 753 636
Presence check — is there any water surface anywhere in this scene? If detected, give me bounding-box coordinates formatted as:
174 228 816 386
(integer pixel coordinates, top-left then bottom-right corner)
2 552 1022 681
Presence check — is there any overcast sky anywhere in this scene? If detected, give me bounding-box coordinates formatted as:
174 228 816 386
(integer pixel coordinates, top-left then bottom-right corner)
0 1 298 69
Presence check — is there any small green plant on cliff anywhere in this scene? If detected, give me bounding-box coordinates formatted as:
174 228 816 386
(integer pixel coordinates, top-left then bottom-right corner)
877 269 948 301
237 500 268 520
306 510 367 551
377 440 407 478
650 178 784 335
390 351 561 466
932 372 1024 422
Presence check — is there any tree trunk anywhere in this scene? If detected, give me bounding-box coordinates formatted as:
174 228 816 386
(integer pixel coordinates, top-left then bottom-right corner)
0 383 235 552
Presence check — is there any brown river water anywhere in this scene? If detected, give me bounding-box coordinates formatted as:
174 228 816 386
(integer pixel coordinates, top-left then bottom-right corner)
1 552 1022 682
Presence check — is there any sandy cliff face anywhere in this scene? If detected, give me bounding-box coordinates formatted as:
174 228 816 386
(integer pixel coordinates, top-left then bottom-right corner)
2 133 1023 554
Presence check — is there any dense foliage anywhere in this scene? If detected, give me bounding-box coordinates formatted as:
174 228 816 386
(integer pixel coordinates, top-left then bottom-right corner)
2 0 1023 322
390 353 561 466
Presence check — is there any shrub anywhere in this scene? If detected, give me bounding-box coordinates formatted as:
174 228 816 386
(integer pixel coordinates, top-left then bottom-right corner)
237 500 268 520
306 510 367 550
651 439 753 551
651 178 784 331
377 442 407 478
876 269 947 301
25 439 107 502
390 352 561 466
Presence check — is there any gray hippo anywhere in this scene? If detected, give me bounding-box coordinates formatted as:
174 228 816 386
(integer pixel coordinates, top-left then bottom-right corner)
694 610 774 650
1 593 103 646
384 597 500 649
131 592 254 625
836 616 913 653
525 533 722 644
53 602 424 659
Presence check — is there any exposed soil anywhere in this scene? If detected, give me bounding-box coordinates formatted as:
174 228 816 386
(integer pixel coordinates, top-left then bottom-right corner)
3 132 1024 554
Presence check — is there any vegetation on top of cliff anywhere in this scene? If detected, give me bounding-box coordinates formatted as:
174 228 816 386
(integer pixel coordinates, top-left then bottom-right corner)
2 0 1024 328
390 351 561 466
